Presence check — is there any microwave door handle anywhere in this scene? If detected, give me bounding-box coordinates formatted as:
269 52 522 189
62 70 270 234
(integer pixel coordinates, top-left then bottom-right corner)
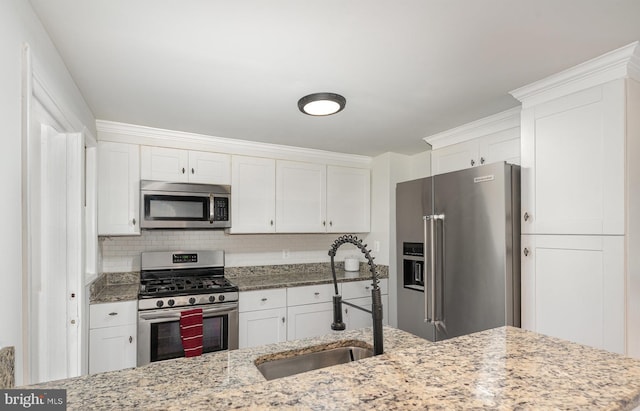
209 194 215 223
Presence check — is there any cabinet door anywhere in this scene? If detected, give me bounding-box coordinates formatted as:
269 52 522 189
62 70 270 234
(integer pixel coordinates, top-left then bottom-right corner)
238 308 287 349
188 151 231 185
430 140 479 175
287 284 335 307
140 146 189 182
89 324 136 374
343 295 389 331
98 142 140 235
326 166 370 233
276 161 327 233
341 279 388 300
478 128 520 166
230 156 276 233
521 234 624 354
287 302 334 341
520 80 624 235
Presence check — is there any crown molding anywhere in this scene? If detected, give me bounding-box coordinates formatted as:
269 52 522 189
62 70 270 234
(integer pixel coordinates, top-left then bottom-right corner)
423 107 521 150
96 120 372 167
510 41 640 108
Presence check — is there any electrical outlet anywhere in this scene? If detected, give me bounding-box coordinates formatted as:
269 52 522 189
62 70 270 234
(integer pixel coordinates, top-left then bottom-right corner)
282 249 290 259
374 241 380 252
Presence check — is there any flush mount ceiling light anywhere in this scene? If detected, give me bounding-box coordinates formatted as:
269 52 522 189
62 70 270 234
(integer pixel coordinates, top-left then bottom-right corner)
298 92 346 116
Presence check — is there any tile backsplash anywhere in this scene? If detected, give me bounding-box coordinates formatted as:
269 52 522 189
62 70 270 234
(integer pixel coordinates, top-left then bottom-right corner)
100 230 363 273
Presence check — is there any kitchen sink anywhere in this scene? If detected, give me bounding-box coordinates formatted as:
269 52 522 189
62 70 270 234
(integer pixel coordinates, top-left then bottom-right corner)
255 343 374 381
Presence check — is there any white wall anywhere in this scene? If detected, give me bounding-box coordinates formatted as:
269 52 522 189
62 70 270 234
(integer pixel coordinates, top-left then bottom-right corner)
365 152 423 327
0 0 95 385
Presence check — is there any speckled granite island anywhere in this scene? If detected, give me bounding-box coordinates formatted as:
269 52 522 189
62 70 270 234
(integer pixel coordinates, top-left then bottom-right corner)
30 326 640 410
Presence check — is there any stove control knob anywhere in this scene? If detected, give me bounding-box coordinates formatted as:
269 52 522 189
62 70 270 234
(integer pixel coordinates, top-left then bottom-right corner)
167 299 175 307
189 297 196 305
219 295 225 302
156 300 164 308
209 295 215 303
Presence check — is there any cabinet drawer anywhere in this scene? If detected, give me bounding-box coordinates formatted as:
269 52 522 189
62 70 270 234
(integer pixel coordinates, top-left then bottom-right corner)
90 301 137 329
287 283 336 306
342 279 388 299
239 288 286 312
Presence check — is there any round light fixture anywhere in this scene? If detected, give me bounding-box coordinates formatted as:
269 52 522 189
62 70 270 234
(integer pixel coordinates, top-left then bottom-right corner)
298 92 346 116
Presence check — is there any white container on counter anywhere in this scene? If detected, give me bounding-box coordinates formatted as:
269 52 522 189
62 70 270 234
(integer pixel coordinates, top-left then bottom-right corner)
344 257 360 272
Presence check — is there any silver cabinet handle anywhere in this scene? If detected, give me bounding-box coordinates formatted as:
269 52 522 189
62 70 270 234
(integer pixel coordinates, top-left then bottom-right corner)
108 312 118 316
323 221 326 226
129 336 133 344
281 317 285 323
523 248 530 257
314 292 320 296
365 286 370 291
480 157 485 164
261 298 268 302
270 220 274 226
329 221 333 226
132 218 136 226
524 212 530 222
191 168 195 174
182 167 185 174
470 159 475 166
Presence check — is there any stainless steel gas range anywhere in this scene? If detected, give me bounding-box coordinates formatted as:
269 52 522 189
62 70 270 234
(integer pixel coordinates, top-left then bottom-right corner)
137 250 239 366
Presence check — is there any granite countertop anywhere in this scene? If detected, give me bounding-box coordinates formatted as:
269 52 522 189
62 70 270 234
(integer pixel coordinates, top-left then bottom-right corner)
90 264 389 303
229 266 389 292
30 326 640 410
89 272 139 304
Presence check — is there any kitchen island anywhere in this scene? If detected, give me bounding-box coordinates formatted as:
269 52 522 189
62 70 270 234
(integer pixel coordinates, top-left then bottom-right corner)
31 326 640 410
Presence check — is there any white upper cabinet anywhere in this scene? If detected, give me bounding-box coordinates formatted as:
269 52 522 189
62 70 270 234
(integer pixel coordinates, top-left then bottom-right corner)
276 161 327 233
326 165 371 233
426 108 521 176
187 150 231 184
231 157 370 234
98 141 140 235
231 155 276 233
140 146 231 185
430 140 479 175
518 80 625 235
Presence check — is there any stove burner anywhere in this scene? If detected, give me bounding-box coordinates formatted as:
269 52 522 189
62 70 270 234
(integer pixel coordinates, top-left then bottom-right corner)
138 250 238 310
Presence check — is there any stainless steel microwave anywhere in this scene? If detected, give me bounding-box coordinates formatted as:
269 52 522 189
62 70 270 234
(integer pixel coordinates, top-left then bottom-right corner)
140 180 231 229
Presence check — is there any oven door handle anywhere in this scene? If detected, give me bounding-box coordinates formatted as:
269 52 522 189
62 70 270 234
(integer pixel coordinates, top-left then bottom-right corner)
209 194 215 223
139 303 238 321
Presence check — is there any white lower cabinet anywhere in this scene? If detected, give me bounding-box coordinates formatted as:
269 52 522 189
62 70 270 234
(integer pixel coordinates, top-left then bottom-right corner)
239 308 287 349
342 279 389 331
239 280 390 347
238 288 287 348
521 235 624 354
343 295 389 331
286 284 336 341
89 301 137 374
287 302 335 341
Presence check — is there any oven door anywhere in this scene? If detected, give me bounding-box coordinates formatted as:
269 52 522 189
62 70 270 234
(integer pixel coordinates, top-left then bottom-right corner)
137 302 239 366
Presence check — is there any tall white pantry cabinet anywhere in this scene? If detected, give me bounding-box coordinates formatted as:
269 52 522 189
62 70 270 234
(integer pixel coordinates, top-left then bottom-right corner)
510 42 640 357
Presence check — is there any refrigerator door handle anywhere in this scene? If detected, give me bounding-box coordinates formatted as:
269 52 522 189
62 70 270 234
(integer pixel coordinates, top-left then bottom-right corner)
425 214 446 330
424 215 436 324
434 214 446 333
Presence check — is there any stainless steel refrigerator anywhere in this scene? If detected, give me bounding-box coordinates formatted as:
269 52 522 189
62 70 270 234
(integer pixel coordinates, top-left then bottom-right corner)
396 162 520 341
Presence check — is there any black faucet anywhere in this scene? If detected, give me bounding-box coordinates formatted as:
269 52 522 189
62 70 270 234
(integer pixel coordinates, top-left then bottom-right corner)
328 234 383 356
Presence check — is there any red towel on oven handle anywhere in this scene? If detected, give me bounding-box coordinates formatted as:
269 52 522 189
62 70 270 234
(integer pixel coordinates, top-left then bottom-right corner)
180 308 203 357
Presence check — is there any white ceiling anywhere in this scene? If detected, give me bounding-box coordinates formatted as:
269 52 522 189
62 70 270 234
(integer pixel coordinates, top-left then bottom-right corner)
30 0 640 156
